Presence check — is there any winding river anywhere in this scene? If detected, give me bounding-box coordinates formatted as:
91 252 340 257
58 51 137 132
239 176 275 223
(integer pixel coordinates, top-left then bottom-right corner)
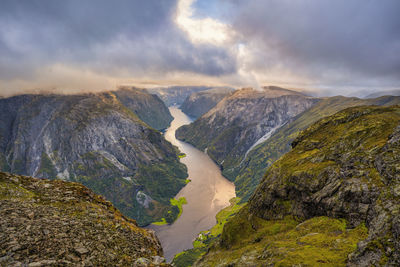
148 107 235 262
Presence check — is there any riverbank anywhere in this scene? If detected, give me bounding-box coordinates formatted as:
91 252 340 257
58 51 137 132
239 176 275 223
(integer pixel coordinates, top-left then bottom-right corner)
147 107 235 262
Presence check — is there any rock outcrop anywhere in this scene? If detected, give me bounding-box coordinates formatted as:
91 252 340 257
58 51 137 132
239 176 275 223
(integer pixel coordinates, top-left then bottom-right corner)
0 172 169 266
198 105 400 266
0 90 187 226
180 87 234 119
176 86 318 181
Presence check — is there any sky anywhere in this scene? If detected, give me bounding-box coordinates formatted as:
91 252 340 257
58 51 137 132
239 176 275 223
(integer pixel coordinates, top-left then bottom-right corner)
0 0 399 96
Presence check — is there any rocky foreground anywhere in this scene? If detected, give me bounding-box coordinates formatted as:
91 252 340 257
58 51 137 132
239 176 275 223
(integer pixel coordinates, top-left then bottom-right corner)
0 172 169 266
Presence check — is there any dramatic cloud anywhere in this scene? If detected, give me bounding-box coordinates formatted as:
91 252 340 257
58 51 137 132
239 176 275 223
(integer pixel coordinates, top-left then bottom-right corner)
0 0 399 96
0 0 236 95
227 0 400 93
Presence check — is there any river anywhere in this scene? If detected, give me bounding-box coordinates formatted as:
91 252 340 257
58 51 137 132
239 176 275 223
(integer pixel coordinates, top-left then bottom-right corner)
148 107 235 262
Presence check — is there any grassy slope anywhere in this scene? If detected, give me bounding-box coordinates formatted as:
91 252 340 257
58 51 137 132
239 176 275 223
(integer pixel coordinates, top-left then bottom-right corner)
152 197 188 225
200 208 367 267
172 198 245 267
198 105 400 266
235 95 400 201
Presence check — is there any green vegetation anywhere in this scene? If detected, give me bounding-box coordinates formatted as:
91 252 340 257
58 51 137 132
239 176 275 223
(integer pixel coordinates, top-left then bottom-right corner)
71 151 188 226
152 197 188 225
38 152 57 179
152 218 167 226
172 198 245 266
178 153 187 158
135 160 188 203
202 209 368 266
114 87 173 130
170 197 187 218
177 94 400 203
195 105 400 265
0 152 10 172
0 90 188 229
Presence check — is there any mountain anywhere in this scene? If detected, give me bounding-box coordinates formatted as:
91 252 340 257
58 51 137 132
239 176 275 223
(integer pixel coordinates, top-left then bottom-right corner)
0 90 187 226
197 105 400 266
235 95 400 201
180 87 234 119
114 87 173 130
365 89 400 99
176 86 318 181
147 86 223 106
0 172 169 266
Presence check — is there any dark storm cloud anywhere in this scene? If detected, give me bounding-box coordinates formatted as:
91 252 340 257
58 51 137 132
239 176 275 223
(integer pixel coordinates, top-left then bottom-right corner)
0 0 236 82
229 0 400 87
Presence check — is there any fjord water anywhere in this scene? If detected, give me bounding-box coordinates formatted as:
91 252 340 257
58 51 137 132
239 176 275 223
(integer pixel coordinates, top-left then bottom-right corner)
148 107 235 261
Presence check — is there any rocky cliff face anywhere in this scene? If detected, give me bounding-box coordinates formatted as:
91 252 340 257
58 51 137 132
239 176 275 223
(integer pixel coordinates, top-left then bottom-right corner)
176 87 318 181
235 95 400 202
0 172 169 266
198 105 400 266
180 87 234 119
0 91 187 226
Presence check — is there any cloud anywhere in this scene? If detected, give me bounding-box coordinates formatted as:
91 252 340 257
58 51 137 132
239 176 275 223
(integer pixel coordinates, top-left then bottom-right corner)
0 0 237 95
0 0 399 96
175 0 234 46
227 0 400 91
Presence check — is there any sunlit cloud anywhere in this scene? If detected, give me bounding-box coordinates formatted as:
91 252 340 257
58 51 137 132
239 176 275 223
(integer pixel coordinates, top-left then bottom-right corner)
175 0 233 46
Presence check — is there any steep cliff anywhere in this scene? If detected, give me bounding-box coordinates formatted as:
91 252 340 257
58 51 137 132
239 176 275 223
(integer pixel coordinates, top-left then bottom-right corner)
114 87 173 130
235 95 400 201
198 105 400 266
176 87 318 181
0 91 187 226
0 172 169 266
180 87 234 119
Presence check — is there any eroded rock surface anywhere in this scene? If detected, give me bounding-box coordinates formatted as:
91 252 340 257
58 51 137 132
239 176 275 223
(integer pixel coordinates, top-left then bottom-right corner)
0 172 169 266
